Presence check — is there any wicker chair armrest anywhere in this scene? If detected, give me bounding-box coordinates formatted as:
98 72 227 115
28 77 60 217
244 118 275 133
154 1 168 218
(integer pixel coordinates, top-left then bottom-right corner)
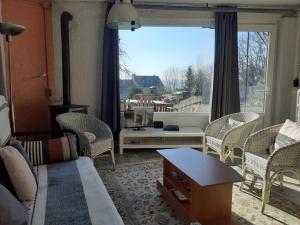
268 142 300 169
88 119 113 140
56 121 92 157
223 118 260 147
243 124 282 155
205 115 229 137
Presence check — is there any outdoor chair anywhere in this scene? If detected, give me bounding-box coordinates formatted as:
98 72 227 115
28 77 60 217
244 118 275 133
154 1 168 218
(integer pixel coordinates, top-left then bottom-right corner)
56 112 115 167
204 112 261 162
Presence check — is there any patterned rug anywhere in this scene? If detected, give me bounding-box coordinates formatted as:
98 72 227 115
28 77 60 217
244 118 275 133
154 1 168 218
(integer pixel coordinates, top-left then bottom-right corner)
97 158 300 225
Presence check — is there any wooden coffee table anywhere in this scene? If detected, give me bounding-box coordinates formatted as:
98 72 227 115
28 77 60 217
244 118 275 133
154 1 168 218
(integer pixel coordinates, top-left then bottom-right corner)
157 148 244 225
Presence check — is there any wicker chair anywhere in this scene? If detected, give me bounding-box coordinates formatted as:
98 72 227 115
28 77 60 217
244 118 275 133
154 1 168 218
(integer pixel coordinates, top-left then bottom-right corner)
56 112 115 167
204 112 261 162
240 124 300 213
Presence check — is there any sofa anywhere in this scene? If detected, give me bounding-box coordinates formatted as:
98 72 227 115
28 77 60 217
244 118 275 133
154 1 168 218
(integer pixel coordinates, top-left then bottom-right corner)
0 95 124 225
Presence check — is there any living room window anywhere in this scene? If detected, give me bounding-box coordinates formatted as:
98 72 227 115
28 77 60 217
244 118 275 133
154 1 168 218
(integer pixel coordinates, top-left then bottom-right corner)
120 27 273 116
119 27 214 113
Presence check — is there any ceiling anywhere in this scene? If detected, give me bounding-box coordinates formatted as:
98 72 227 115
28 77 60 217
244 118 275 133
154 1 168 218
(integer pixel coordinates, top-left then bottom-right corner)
134 0 300 7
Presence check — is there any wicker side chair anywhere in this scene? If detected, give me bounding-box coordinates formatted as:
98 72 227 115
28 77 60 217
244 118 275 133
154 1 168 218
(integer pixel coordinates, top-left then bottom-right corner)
56 112 115 167
204 112 261 162
240 124 300 213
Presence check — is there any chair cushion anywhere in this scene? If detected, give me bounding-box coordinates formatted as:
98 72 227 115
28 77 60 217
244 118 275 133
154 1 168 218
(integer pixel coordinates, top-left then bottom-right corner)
245 152 269 175
206 136 222 151
0 146 37 201
21 136 78 166
0 185 29 225
275 119 300 150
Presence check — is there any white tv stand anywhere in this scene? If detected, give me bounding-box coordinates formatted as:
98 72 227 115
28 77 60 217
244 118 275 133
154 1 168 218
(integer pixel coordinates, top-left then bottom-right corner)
119 127 204 154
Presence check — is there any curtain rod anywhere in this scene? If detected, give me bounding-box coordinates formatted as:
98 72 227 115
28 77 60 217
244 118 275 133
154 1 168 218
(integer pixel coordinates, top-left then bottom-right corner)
134 3 297 15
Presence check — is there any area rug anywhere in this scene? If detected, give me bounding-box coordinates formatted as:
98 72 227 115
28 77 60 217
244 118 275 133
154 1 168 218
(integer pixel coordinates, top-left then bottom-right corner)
97 159 300 225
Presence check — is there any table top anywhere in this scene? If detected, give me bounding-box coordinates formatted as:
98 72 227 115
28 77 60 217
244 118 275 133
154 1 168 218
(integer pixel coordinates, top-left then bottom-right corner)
157 148 244 187
120 127 204 137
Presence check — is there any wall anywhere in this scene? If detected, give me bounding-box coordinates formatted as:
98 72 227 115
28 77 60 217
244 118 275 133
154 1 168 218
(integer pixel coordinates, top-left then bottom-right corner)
271 16 298 124
52 0 107 116
291 13 300 121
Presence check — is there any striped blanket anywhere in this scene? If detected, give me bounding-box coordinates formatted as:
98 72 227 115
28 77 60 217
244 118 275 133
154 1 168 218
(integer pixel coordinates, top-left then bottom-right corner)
28 157 124 225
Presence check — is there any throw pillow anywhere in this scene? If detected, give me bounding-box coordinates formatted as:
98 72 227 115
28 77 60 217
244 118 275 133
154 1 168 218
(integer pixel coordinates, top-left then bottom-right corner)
21 136 78 166
9 142 37 184
0 185 29 225
83 131 97 143
0 146 37 201
228 118 245 127
217 118 245 139
274 119 300 150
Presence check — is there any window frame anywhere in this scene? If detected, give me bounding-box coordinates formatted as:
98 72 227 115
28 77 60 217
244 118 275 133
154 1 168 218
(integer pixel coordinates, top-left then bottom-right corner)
121 12 278 126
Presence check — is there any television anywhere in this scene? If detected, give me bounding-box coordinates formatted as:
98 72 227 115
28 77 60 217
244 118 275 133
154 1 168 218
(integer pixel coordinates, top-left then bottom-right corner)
124 108 154 129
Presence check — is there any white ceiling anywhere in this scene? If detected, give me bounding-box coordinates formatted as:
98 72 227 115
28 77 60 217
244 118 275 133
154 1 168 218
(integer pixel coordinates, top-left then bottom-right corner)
135 0 300 7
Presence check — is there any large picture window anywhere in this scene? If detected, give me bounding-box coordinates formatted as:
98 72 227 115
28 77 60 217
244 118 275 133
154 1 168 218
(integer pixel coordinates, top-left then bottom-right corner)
120 27 271 115
119 27 214 113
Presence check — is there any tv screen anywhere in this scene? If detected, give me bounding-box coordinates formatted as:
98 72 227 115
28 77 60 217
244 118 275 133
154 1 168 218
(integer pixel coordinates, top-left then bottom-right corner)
124 108 154 128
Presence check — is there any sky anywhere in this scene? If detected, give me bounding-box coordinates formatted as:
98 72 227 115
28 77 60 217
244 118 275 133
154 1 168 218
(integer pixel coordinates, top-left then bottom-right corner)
119 27 215 79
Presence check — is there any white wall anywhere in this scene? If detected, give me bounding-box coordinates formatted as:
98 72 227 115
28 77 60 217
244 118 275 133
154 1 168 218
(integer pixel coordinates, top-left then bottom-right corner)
52 0 107 116
271 16 298 124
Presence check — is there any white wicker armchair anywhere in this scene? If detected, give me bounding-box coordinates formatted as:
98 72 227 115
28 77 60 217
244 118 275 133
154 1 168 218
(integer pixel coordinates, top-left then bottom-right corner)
240 124 300 213
56 112 115 167
204 112 261 162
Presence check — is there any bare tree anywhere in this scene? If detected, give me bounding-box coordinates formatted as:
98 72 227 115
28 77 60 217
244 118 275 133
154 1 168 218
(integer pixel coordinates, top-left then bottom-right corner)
238 32 269 87
119 38 132 79
163 67 184 93
193 60 213 102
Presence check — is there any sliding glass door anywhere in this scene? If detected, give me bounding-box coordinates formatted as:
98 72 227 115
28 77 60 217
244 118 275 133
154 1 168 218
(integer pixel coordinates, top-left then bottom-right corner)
238 25 276 126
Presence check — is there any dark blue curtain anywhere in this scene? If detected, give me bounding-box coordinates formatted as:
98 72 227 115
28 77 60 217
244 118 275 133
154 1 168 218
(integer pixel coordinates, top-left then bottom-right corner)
100 3 120 139
211 11 240 121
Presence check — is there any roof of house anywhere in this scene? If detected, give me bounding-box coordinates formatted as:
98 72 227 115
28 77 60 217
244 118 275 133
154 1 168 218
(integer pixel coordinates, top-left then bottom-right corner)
132 75 164 88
